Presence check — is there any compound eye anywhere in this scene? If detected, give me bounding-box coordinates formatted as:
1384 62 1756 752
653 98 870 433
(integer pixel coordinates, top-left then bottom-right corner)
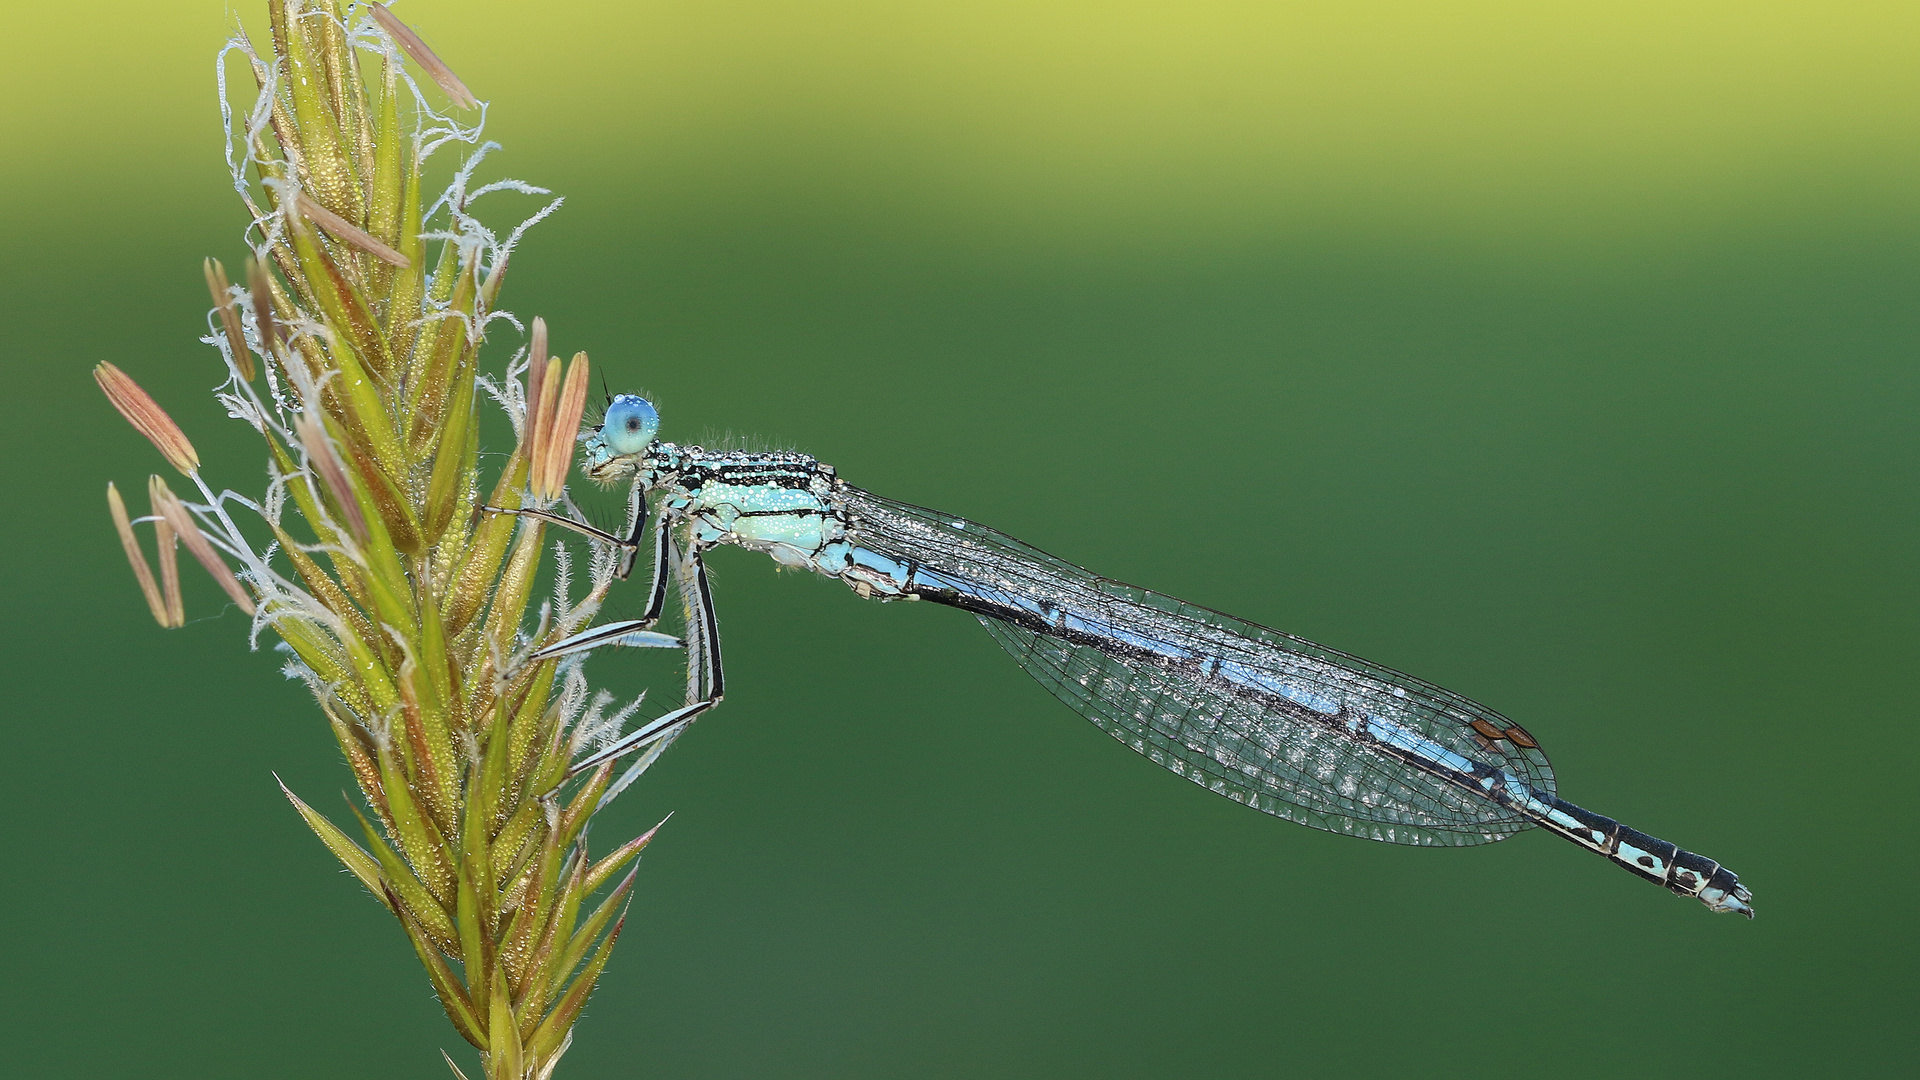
601 394 659 456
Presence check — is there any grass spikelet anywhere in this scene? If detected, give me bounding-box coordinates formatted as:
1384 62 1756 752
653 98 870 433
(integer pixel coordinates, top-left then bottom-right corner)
93 5 668 1076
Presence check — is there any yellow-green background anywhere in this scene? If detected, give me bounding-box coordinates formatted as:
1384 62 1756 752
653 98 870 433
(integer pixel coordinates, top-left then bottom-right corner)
2 2 1913 1076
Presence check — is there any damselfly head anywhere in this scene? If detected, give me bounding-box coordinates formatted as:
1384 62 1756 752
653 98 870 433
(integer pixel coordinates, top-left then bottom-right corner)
602 394 659 454
583 393 659 481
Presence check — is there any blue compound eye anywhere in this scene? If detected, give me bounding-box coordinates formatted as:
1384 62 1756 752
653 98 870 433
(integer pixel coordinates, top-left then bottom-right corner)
601 394 659 456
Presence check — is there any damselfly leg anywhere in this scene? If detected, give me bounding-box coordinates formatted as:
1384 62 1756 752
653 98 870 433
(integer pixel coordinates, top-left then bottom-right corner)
567 535 724 775
484 485 675 657
482 491 726 776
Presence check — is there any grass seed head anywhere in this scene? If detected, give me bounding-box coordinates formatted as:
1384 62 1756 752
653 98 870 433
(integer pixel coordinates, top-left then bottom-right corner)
99 5 665 1074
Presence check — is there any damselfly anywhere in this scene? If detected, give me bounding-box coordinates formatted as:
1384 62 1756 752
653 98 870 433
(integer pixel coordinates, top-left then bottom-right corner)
494 394 1754 917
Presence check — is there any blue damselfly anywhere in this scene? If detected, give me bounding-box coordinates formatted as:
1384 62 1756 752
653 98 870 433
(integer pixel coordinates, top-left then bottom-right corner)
494 394 1753 917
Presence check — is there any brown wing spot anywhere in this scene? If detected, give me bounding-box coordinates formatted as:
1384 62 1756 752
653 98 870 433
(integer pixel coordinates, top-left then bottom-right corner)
1471 732 1499 754
1503 724 1540 749
1470 718 1504 741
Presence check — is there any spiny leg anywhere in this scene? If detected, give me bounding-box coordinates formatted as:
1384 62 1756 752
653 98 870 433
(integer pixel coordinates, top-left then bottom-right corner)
483 481 676 658
483 477 652 580
481 503 631 551
533 620 682 659
482 493 723 774
530 503 677 659
568 533 725 776
635 496 671 620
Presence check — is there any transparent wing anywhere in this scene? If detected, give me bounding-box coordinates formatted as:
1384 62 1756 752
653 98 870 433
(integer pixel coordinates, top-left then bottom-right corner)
843 489 1556 846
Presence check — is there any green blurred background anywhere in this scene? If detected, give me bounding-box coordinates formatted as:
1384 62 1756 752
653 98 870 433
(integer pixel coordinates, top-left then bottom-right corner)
2 1 1914 1076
